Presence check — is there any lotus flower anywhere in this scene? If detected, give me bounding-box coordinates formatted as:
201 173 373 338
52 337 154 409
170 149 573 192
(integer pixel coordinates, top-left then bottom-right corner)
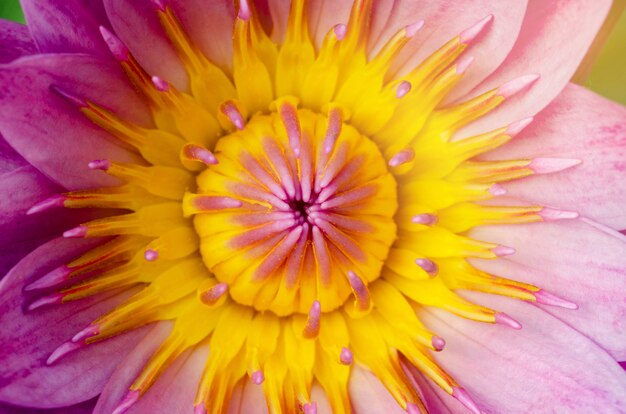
1 0 625 413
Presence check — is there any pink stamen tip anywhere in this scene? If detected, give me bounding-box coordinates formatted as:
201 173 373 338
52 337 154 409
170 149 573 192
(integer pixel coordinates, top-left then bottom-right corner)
221 101 246 130
280 103 302 158
505 116 534 137
396 81 412 98
432 336 446 351
492 245 516 257
238 0 251 20
183 144 218 165
497 74 540 99
538 207 579 221
488 183 507 196
534 289 578 310
528 157 582 174
200 283 228 305
388 148 415 167
112 390 140 414
406 403 422 414
63 225 88 239
251 370 265 385
49 85 86 108
194 405 208 414
144 249 159 261
347 271 371 310
405 20 424 38
99 26 129 61
415 258 438 276
452 387 482 414
150 0 167 12
494 312 522 330
323 108 343 154
151 76 170 92
460 14 494 44
88 159 111 171
24 265 71 291
303 300 321 338
456 55 475 75
46 341 83 365
27 195 66 215
27 292 63 311
340 347 354 365
334 24 347 40
303 402 317 414
72 324 100 343
411 213 437 226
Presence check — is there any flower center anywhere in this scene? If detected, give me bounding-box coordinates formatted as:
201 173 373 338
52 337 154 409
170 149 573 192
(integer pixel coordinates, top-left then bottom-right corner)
184 104 398 315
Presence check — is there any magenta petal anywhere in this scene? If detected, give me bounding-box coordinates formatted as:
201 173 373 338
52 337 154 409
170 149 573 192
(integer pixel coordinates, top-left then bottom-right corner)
0 20 36 63
482 83 626 230
0 237 147 408
0 54 149 190
419 292 626 413
0 398 96 413
21 0 111 58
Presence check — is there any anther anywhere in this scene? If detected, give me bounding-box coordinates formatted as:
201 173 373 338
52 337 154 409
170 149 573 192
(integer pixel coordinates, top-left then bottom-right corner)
411 213 438 226
220 100 246 130
251 370 265 385
488 184 507 196
238 0 251 21
347 271 372 312
415 258 438 277
538 207 579 221
27 293 63 311
63 225 88 238
496 74 540 99
505 116 534 137
334 24 347 41
194 405 207 414
431 336 446 351
534 289 578 310
494 312 522 330
456 55 475 75
406 403 422 414
492 245 516 257
279 102 302 157
323 107 343 154
72 324 100 343
388 148 415 167
88 159 111 171
47 341 84 365
185 195 243 213
182 143 218 165
452 387 482 414
303 402 317 414
528 158 582 174
24 265 71 291
405 20 424 38
302 300 321 339
340 347 354 365
460 14 494 44
27 195 66 215
99 26 129 61
151 76 170 92
49 85 87 108
150 0 167 12
199 283 228 306
144 249 159 262
396 81 412 98
111 390 140 414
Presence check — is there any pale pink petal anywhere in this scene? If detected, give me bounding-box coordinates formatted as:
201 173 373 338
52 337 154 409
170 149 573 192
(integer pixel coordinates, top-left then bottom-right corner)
458 0 612 140
236 380 269 414
103 0 189 90
469 218 626 360
349 365 408 414
0 237 147 408
419 292 626 414
481 83 626 229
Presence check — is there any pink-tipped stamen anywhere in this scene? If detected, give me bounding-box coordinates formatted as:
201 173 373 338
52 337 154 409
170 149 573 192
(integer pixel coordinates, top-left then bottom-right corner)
496 74 540 99
303 402 317 414
340 347 354 365
99 26 129 61
150 0 167 12
528 157 582 174
323 107 343 154
88 159 111 171
151 76 170 92
456 55 475 75
49 85 87 108
182 143 218 165
396 81 412 98
415 258 438 277
432 336 446 351
347 270 372 312
279 102 302 157
238 0 251 21
112 390 140 414
488 183 507 196
334 24 347 40
452 387 482 414
406 403 422 414
302 300 321 338
220 101 246 130
494 312 522 330
63 225 88 238
200 283 228 306
194 405 208 414
388 148 415 167
192 196 243 211
505 116 534 137
492 245 516 257
538 207 579 221
459 14 494 44
534 289 578 310
27 195 66 215
27 293 63 311
251 370 265 385
24 265 71 291
72 324 101 343
405 20 424 38
144 249 159 262
411 213 438 226
47 341 83 365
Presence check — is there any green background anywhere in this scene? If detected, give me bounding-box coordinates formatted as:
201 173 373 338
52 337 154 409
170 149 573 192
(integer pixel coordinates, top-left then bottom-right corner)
1 0 625 105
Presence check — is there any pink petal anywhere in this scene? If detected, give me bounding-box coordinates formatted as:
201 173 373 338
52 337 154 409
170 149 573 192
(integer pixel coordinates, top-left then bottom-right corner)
103 0 189 90
21 0 111 58
234 379 269 414
419 291 626 414
0 54 147 190
481 83 626 229
349 365 408 414
0 398 96 413
458 0 612 140
469 218 626 360
0 20 36 63
0 237 147 408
